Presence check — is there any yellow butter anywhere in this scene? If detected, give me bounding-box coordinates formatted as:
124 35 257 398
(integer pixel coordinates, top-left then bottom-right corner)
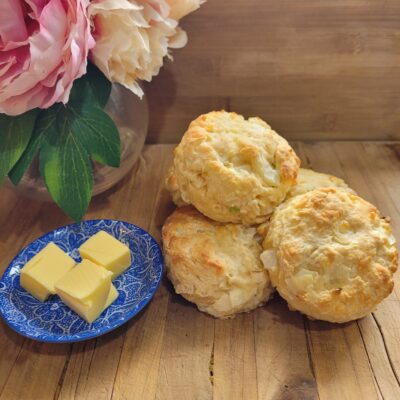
105 284 119 309
59 283 118 324
79 231 131 279
55 260 113 323
20 243 75 302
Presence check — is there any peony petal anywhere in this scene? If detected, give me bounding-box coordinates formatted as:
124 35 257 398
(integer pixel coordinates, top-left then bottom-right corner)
0 51 17 77
0 0 29 43
168 27 188 49
0 46 30 85
147 0 170 17
25 0 49 18
0 83 48 116
166 0 205 20
89 0 143 12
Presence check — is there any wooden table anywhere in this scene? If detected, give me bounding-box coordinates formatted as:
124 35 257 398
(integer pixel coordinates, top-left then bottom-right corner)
1 142 400 400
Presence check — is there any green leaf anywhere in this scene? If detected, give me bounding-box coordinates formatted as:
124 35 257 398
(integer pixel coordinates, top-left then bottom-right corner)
40 108 93 221
69 100 120 167
0 110 38 184
7 73 120 222
85 63 112 108
9 107 60 185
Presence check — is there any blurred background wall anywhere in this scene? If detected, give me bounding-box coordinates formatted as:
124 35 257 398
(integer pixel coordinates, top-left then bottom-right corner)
145 0 400 143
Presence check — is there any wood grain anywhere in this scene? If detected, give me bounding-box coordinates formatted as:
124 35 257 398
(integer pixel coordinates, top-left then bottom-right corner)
146 0 400 143
213 315 258 400
254 300 319 400
0 142 400 399
155 300 214 400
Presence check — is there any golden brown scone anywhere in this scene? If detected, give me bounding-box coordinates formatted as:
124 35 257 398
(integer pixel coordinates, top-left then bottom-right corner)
261 188 398 323
165 166 188 207
162 206 273 318
287 168 356 199
173 111 300 225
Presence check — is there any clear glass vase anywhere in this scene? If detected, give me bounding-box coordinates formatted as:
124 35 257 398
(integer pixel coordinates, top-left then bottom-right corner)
6 84 149 201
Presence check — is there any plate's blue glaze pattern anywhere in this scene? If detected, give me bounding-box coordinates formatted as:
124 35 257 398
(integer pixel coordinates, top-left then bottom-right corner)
0 220 163 343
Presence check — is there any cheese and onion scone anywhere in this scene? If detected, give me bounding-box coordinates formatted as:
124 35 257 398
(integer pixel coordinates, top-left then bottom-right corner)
261 188 397 323
171 111 300 225
162 206 273 318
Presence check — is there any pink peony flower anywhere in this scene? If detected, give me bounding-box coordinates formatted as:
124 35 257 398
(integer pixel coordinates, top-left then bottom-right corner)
0 0 95 116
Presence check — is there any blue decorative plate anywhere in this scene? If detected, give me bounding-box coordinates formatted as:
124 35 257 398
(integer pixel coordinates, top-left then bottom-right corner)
0 220 163 343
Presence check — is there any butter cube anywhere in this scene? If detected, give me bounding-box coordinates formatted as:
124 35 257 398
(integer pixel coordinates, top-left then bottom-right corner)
20 243 75 302
79 231 131 279
105 284 119 309
55 260 113 323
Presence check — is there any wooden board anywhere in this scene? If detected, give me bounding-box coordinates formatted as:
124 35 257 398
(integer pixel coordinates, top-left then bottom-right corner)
0 142 400 400
146 0 400 143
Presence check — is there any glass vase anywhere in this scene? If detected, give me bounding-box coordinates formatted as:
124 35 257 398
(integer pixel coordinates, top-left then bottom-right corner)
6 84 149 201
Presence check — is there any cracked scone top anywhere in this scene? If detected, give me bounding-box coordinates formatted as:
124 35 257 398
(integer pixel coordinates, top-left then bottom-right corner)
261 188 398 323
172 111 300 225
162 206 273 318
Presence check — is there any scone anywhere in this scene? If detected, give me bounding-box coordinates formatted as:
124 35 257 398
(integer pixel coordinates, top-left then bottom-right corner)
287 168 356 199
261 188 397 323
173 111 300 225
162 206 273 318
165 166 188 207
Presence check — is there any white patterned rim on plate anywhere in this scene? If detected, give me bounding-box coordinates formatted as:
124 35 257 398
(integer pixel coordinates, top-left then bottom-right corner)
0 220 163 343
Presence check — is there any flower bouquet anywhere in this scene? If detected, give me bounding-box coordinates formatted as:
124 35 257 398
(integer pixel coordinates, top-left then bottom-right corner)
0 0 204 220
